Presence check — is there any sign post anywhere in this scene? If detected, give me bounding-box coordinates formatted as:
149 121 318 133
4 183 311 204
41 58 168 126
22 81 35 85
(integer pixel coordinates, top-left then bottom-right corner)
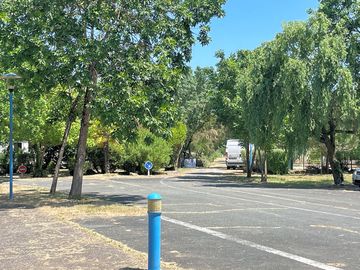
144 161 153 176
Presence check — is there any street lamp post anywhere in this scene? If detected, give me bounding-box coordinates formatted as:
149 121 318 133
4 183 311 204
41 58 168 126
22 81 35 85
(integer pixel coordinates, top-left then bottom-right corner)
1 73 21 200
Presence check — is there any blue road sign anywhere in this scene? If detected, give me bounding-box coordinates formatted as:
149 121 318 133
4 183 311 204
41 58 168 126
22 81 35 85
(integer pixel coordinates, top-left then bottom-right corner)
145 161 153 170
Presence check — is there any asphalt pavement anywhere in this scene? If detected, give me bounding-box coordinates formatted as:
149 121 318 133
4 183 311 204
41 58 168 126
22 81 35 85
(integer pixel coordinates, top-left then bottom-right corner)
16 164 360 270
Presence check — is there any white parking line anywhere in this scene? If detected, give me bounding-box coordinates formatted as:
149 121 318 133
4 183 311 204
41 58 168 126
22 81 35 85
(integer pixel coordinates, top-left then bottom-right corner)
162 216 343 270
225 188 360 213
164 207 286 214
160 180 360 220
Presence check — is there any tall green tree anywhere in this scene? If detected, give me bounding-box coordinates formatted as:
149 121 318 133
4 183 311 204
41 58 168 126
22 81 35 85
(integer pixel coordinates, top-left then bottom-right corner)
176 67 215 163
277 13 357 184
214 50 257 176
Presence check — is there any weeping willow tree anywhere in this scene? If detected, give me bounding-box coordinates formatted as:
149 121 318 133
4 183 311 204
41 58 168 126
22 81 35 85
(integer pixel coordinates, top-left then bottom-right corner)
276 12 357 185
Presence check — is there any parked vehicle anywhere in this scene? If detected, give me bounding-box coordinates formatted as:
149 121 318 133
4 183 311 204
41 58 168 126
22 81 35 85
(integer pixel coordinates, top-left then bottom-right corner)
352 168 360 186
225 139 244 169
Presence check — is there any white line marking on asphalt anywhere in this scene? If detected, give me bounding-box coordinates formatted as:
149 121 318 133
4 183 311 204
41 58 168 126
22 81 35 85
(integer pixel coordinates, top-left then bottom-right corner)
310 225 360 235
112 179 360 220
162 216 343 270
206 225 282 229
160 180 360 220
165 203 219 206
164 207 286 214
226 188 360 213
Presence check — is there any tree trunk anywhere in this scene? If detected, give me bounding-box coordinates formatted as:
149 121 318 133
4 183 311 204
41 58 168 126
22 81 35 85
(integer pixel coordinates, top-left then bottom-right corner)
50 94 80 194
182 135 193 159
322 123 343 185
302 155 305 170
263 150 268 183
175 143 184 168
69 86 94 199
103 135 110 174
258 149 267 183
325 152 329 174
320 156 324 174
33 144 46 177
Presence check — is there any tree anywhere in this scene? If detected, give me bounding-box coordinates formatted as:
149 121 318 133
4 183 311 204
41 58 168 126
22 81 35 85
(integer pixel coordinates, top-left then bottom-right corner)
168 122 187 168
214 50 256 177
175 68 216 164
0 0 226 198
277 13 357 184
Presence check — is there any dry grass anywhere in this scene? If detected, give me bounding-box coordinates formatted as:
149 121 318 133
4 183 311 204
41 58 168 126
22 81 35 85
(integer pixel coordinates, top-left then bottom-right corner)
234 172 354 189
44 203 147 219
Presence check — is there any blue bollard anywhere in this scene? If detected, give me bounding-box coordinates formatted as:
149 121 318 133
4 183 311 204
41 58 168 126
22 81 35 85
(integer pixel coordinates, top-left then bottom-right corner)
147 193 162 270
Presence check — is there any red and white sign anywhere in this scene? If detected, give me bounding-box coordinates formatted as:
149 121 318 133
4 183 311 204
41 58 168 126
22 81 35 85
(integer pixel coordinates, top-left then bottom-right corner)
18 165 27 174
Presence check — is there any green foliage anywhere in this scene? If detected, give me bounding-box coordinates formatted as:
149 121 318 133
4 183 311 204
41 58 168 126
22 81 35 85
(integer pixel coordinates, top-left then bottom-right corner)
0 152 8 175
191 118 226 166
214 50 250 141
267 149 288 175
123 128 172 174
176 68 215 135
45 160 57 175
168 121 187 166
87 142 125 174
66 155 92 176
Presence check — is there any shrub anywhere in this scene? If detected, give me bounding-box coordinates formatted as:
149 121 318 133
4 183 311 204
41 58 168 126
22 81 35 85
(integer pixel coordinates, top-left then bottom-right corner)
87 143 125 173
123 128 172 174
46 160 56 175
267 149 288 174
67 156 92 176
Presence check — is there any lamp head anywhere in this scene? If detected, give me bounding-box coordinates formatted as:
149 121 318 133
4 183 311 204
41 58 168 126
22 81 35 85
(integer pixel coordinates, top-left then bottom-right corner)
0 73 22 92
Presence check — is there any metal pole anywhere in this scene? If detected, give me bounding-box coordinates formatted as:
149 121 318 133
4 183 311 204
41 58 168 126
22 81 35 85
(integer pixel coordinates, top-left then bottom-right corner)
249 144 253 170
148 193 162 270
1 73 21 200
9 90 13 200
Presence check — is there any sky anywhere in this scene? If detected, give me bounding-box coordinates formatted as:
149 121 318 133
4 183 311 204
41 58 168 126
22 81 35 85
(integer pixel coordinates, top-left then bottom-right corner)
189 0 319 68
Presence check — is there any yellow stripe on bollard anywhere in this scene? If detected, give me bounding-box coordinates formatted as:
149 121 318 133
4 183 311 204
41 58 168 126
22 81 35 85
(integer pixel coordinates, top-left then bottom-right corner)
148 199 162 213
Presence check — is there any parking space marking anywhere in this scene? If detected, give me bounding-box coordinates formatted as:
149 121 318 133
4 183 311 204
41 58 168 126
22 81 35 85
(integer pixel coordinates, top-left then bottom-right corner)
165 203 220 206
164 207 286 214
160 180 360 220
206 225 282 230
310 225 360 235
225 188 360 213
162 216 343 270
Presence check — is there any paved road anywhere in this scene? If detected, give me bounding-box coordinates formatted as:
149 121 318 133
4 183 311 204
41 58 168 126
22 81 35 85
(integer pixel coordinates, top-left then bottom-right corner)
17 165 360 270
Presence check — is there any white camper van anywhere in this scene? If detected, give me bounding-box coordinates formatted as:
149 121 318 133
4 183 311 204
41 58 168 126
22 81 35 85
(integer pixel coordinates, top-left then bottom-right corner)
225 139 244 169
